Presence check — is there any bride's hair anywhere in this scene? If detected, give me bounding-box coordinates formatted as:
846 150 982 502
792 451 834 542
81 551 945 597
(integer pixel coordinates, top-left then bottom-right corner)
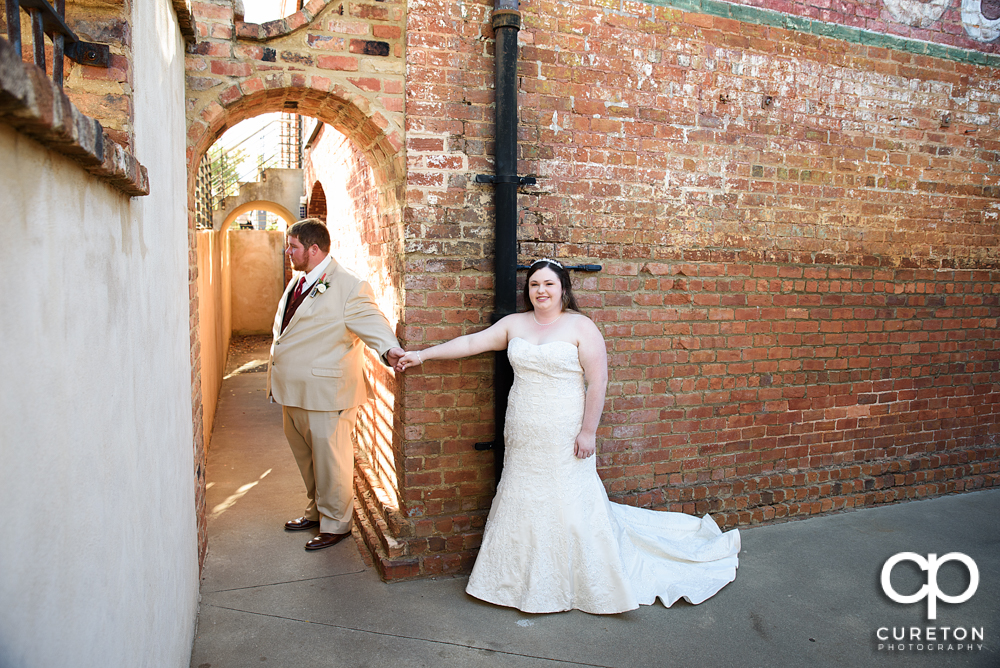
523 259 580 312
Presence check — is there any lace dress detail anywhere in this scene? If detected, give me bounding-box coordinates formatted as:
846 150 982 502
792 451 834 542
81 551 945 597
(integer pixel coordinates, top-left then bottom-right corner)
465 337 740 614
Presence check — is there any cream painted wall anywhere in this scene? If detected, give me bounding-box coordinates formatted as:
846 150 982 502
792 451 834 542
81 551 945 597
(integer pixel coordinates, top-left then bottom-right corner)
198 227 282 451
230 229 286 335
0 2 198 667
197 229 232 450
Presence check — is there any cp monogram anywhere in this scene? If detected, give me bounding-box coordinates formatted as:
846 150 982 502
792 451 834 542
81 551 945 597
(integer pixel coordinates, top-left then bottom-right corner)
881 552 979 620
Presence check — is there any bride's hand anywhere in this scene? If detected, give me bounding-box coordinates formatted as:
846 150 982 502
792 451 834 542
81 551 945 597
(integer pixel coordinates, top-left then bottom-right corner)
395 350 424 372
574 431 596 459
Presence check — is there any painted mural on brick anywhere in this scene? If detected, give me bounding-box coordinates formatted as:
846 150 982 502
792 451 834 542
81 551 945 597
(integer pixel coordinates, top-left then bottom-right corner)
708 0 1000 51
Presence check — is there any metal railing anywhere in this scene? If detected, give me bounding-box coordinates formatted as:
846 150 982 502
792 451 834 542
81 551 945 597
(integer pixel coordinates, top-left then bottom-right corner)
4 0 110 87
209 116 300 205
196 114 304 229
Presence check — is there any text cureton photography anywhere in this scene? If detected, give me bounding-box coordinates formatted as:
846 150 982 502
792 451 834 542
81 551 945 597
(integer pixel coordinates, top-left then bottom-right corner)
876 626 985 652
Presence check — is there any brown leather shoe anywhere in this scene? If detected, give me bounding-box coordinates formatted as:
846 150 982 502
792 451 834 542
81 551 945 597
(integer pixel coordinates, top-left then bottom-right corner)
284 517 320 531
305 532 350 550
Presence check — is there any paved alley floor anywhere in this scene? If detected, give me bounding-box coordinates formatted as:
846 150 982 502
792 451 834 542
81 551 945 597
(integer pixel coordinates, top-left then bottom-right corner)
190 337 999 668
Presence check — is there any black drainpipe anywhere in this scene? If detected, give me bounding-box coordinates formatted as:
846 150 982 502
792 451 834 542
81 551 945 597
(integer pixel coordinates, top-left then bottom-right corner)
474 0 533 482
474 1 601 481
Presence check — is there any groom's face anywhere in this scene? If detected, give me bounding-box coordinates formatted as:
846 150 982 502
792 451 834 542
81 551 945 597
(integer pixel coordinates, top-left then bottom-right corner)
286 235 316 272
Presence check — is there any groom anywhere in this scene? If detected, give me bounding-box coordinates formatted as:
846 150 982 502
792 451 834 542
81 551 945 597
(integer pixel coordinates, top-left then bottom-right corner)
268 218 404 550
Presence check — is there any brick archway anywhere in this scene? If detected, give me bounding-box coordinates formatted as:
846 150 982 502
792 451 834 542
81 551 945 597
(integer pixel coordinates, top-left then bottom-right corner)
186 84 404 197
184 0 404 182
183 0 406 278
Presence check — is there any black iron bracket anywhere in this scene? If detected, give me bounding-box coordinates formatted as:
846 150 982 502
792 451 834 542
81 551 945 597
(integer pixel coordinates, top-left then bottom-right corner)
475 174 537 186
64 40 110 67
13 0 111 67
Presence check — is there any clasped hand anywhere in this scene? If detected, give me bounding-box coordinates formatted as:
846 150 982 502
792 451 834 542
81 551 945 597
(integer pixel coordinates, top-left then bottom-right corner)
394 350 422 373
385 347 405 369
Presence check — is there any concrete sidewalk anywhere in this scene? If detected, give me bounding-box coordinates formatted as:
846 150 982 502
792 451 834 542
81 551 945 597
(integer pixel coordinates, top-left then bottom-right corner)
190 338 999 668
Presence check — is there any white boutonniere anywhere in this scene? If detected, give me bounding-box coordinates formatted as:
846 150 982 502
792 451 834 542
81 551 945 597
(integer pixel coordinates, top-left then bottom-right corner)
310 273 329 298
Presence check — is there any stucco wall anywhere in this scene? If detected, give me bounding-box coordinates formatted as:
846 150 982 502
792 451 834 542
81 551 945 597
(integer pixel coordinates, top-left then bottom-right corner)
0 2 198 666
229 229 285 335
198 228 232 450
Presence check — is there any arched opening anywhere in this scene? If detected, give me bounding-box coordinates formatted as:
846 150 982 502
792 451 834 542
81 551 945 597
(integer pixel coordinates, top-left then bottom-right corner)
194 114 305 456
220 201 297 231
237 0 336 28
241 0 301 23
187 87 406 576
307 181 327 221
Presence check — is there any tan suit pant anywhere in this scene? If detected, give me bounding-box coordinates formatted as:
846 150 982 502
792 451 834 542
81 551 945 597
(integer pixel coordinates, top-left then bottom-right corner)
282 405 359 535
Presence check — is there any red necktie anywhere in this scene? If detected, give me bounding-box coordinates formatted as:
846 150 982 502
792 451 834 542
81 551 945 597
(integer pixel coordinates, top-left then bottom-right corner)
281 277 309 333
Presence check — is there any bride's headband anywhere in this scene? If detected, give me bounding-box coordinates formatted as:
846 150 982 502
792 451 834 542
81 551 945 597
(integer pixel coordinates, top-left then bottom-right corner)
530 257 563 269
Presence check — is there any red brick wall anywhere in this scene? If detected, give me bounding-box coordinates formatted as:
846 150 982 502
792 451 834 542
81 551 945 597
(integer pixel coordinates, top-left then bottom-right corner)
591 260 999 523
399 0 1000 577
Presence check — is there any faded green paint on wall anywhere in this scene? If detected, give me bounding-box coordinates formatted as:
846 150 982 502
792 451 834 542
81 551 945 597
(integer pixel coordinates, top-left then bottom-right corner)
642 0 1000 68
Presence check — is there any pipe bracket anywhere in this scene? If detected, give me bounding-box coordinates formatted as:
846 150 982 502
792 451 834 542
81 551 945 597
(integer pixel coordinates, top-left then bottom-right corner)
491 9 521 29
475 174 536 185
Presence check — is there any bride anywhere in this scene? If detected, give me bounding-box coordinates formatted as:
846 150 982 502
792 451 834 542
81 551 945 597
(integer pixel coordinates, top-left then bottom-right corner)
395 259 740 614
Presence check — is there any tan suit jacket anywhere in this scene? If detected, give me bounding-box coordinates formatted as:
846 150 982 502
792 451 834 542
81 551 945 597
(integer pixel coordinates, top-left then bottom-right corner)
267 257 399 411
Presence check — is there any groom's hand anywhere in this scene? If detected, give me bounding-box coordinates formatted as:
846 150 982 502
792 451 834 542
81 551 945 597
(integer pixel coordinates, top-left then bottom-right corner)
386 347 405 368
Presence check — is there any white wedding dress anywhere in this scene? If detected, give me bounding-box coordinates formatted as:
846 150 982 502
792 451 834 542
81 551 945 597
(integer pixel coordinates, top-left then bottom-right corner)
465 338 741 614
